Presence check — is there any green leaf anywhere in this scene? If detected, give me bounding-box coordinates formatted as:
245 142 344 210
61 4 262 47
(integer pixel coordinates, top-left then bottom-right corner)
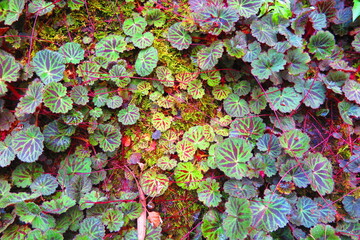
197 41 224 70
4 0 25 25
79 190 107 210
27 229 63 240
201 210 226 240
279 160 310 188
0 135 15 167
250 192 291 232
31 49 65 84
224 197 252 240
91 124 122 152
102 208 124 232
30 174 58 196
308 31 335 60
15 80 44 117
243 41 261 62
68 0 85 11
212 84 232 100
196 5 239 35
343 79 360 104
1 224 31 240
156 66 174 87
286 49 311 75
233 80 251 96
256 134 282 157
70 85 89 105
305 224 340 240
59 42 85 64
135 47 158 76
291 197 320 228
353 0 360 21
119 202 142 220
65 175 92 202
0 179 11 197
224 31 246 58
117 104 140 125
249 87 267 114
132 32 154 49
338 100 360 125
16 202 55 231
228 0 263 18
223 93 250 118
305 152 334 195
201 70 221 87
63 109 84 125
152 112 172 132
0 54 21 95
43 120 74 152
266 87 302 113
109 64 131 87
229 117 266 140
140 169 169 197
95 35 127 62
183 126 210 150
352 32 360 52
43 82 73 113
223 179 257 199
187 79 205 99
58 154 92 186
279 129 310 158
174 162 203 190
41 194 76 214
197 178 222 207
167 22 192 50
123 16 147 36
145 8 166 27
215 138 253 180
12 162 43 188
250 18 277 47
79 217 105 239
301 79 326 109
28 0 54 16
251 49 286 80
12 125 44 163
156 156 177 170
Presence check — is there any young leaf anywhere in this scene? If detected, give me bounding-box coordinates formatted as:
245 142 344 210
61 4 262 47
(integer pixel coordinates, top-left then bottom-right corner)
228 0 264 18
12 125 44 163
212 84 231 100
223 93 250 118
167 22 192 50
174 162 203 190
102 208 124 232
59 42 85 64
187 79 205 99
305 224 340 240
123 16 147 36
135 47 158 76
308 31 335 60
197 41 224 70
266 87 302 113
176 140 196 162
31 49 65 84
151 112 172 132
79 190 107 210
251 49 286 80
250 192 291 232
4 0 25 25
224 197 252 240
215 138 253 180
43 82 73 113
197 178 222 207
279 129 310 157
305 152 334 196
140 169 169 197
30 174 58 196
117 104 141 125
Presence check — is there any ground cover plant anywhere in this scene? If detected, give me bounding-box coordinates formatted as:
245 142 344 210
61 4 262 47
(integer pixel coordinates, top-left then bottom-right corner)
0 0 360 239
